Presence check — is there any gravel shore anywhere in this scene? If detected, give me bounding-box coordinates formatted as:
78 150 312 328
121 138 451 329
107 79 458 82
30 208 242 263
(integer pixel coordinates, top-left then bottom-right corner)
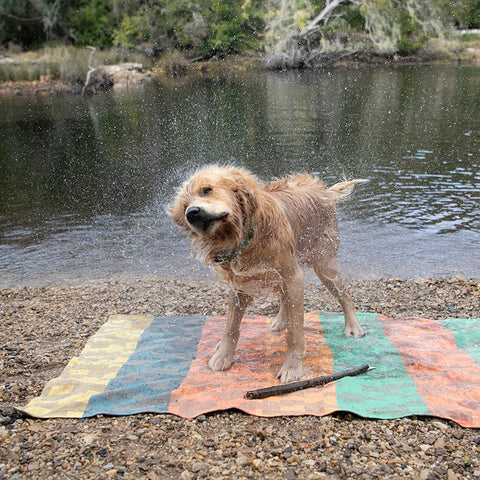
1 277 480 479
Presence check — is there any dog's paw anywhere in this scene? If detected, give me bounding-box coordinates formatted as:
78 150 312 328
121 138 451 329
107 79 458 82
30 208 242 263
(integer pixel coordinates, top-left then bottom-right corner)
270 314 287 332
344 324 366 338
208 341 235 372
276 354 304 384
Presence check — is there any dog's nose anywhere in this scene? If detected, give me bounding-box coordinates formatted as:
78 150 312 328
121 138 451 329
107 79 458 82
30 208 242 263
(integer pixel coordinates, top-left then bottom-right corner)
185 206 203 224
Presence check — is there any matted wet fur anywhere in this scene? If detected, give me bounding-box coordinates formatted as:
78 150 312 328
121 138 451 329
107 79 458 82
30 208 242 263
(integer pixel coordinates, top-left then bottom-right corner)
168 165 366 383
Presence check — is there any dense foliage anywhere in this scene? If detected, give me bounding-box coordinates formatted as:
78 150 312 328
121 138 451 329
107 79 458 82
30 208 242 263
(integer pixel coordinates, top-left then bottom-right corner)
0 0 479 56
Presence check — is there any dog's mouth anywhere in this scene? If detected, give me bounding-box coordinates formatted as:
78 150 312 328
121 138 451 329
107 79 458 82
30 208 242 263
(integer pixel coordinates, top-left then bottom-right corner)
185 206 229 232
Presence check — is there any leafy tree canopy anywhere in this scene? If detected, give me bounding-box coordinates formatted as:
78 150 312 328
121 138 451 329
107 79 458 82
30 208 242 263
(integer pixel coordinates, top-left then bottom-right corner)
0 0 478 56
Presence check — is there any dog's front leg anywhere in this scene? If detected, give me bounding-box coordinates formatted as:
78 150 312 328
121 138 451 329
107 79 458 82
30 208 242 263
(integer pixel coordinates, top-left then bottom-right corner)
208 289 252 372
277 267 306 383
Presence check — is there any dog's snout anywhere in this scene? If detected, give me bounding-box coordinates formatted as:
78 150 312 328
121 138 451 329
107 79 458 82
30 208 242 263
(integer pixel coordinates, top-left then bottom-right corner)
185 205 227 231
185 206 202 224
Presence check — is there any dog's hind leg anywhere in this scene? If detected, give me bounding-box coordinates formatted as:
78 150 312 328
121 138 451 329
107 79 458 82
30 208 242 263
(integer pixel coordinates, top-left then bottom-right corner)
270 301 288 332
313 256 365 338
208 290 252 372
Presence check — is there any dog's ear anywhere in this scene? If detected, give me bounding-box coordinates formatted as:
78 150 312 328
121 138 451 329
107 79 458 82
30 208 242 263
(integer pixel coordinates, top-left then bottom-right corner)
167 189 189 229
229 170 258 224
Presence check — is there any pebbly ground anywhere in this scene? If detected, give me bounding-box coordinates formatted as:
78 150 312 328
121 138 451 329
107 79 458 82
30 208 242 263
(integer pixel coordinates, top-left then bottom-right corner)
1 277 480 479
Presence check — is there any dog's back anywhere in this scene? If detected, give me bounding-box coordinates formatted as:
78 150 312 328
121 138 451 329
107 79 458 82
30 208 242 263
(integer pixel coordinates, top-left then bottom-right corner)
263 174 365 262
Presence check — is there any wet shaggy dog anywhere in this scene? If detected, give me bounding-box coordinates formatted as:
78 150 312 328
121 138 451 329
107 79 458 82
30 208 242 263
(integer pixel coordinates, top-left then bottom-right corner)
168 165 366 383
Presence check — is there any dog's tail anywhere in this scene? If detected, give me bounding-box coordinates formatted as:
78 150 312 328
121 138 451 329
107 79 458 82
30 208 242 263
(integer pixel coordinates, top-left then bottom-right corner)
328 179 368 201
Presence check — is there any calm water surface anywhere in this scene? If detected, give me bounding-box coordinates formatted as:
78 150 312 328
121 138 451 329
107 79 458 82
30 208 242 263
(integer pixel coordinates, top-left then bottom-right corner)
0 65 479 287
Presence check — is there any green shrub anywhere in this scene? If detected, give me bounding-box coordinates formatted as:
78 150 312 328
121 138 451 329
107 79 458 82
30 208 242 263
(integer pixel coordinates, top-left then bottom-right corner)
68 0 115 48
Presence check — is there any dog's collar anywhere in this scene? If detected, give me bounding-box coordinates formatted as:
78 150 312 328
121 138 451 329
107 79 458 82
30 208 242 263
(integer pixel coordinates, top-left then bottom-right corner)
213 221 255 264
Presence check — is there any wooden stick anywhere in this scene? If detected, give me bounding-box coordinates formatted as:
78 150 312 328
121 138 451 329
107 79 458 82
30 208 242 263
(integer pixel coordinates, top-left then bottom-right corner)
245 363 370 400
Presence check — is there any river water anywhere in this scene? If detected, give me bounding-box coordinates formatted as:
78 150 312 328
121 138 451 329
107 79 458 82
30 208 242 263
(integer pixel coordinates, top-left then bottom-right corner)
0 65 479 287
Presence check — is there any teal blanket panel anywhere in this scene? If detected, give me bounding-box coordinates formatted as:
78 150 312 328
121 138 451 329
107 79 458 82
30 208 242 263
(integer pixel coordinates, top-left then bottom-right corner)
320 312 430 418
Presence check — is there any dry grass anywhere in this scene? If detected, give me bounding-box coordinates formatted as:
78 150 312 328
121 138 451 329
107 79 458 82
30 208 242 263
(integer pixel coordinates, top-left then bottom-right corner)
0 46 153 83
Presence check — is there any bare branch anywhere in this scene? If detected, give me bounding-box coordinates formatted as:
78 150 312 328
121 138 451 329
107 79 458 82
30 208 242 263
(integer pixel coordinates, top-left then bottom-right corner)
81 46 97 97
302 0 356 35
0 13 43 22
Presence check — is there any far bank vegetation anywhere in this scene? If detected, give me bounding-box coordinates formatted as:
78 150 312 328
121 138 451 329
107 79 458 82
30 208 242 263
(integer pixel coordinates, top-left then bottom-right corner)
0 0 479 84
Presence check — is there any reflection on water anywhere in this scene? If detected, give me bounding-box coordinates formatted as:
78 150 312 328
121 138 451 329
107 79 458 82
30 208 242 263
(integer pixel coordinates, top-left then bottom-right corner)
0 65 479 287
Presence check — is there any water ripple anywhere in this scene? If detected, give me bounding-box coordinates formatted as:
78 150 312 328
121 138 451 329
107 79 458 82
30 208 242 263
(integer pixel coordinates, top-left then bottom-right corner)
357 154 480 234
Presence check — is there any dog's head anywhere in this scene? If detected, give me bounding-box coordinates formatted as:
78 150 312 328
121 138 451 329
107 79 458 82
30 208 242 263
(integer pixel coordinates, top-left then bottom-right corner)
168 165 259 252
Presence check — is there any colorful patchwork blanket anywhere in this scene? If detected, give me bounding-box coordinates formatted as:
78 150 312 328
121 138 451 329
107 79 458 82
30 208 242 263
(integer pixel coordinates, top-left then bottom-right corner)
20 312 480 427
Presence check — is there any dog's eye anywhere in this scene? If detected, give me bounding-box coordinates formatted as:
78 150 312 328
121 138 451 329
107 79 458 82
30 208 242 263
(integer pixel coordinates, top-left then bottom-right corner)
199 187 212 197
